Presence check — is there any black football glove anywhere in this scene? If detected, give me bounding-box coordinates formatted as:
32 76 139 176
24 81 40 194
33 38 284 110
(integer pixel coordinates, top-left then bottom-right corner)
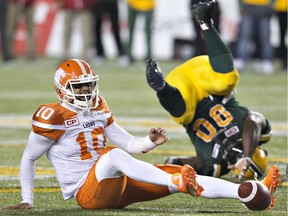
146 59 166 92
191 0 216 30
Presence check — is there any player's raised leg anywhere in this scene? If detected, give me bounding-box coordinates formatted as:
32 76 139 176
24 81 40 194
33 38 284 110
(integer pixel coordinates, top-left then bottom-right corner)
77 147 203 209
118 164 203 208
107 148 203 196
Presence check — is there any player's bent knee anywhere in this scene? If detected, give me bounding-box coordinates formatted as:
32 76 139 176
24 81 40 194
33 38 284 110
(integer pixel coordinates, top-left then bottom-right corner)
95 151 124 181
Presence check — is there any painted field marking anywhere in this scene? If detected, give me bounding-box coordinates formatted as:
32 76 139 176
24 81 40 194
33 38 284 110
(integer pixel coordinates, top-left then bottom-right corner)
0 188 61 193
0 115 287 136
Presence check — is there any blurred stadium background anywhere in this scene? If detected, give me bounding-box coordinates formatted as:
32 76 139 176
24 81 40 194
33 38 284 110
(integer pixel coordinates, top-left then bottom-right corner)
7 0 282 60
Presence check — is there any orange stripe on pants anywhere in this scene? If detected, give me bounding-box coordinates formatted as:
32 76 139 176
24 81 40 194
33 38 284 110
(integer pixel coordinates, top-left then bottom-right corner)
76 146 182 209
118 164 182 208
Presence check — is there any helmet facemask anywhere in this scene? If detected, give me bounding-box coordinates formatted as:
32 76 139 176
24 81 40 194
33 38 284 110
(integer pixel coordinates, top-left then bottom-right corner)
63 74 99 110
54 59 100 111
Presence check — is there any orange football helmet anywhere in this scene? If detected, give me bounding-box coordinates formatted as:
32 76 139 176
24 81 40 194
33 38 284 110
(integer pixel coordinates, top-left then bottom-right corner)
54 59 99 110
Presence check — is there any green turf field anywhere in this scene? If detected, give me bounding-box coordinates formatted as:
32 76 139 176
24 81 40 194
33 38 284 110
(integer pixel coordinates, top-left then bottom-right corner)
0 58 287 216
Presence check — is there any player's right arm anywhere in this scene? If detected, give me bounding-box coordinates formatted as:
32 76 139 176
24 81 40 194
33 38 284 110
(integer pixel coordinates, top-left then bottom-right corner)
228 111 270 181
5 132 55 209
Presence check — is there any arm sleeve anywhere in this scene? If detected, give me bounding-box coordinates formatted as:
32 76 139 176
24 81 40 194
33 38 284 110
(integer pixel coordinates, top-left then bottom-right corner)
157 82 186 118
105 122 157 154
20 131 55 206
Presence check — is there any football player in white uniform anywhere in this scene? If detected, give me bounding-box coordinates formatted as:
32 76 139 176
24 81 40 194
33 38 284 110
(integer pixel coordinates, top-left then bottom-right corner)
5 58 204 209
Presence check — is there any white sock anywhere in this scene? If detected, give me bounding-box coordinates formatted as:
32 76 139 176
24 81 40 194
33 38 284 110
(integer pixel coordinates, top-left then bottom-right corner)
197 175 239 199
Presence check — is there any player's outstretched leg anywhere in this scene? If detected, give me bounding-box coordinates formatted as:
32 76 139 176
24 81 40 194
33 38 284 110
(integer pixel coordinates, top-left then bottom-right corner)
146 59 166 92
172 164 204 197
191 0 216 29
261 165 281 209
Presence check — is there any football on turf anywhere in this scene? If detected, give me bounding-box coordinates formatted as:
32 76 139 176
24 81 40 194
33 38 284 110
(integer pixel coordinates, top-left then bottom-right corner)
238 181 272 211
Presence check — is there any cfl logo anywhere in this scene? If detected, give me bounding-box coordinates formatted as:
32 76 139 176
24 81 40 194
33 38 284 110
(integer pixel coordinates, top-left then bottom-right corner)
65 117 79 128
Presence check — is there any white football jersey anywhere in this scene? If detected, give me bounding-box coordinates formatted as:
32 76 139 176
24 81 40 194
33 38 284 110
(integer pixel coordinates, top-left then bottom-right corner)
32 96 114 199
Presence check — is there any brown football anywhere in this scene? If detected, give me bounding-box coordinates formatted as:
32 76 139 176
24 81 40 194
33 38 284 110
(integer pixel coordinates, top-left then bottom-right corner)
238 181 272 211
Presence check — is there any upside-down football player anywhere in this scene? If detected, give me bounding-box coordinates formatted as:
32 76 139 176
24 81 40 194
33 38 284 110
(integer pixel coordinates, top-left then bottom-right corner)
146 0 276 182
6 2 280 212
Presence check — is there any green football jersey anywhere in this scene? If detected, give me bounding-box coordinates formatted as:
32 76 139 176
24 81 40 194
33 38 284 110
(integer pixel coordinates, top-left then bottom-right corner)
184 95 249 177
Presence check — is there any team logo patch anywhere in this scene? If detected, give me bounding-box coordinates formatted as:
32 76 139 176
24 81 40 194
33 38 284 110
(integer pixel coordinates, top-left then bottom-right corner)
224 125 239 137
64 117 79 128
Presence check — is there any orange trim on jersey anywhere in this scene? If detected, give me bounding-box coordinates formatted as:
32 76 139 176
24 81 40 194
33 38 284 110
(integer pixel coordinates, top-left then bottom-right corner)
32 125 65 141
32 102 76 140
95 96 109 112
94 96 115 127
107 116 114 127
32 99 114 142
33 102 77 126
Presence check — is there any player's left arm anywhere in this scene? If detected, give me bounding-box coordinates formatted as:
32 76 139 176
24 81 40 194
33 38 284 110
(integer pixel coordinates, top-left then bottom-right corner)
228 112 267 180
105 122 169 154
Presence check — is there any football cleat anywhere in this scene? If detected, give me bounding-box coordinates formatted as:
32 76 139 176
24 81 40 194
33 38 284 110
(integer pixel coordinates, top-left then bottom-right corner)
172 164 204 197
261 165 281 209
191 0 216 30
146 59 166 92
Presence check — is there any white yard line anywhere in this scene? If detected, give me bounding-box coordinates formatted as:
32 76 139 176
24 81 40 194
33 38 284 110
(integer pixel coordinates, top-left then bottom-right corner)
0 115 287 136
